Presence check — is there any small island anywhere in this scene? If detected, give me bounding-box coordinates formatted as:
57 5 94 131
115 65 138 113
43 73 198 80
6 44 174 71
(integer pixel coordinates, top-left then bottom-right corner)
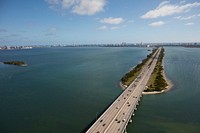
3 61 27 66
120 47 172 94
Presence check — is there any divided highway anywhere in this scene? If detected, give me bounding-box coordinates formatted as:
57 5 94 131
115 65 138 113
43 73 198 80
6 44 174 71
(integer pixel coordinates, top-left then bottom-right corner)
86 48 161 133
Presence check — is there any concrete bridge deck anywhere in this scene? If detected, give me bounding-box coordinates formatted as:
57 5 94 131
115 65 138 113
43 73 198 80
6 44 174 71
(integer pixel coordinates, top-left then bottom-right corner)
86 48 161 133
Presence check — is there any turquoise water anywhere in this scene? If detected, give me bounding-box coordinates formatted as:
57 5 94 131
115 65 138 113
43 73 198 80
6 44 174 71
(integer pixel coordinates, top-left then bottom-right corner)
0 47 150 133
0 47 200 133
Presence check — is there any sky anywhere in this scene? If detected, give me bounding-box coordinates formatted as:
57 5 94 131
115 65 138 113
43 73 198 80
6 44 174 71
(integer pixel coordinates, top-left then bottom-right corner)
0 0 200 45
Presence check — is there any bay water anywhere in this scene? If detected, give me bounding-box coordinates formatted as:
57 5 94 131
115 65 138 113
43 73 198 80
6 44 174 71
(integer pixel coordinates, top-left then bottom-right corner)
0 47 200 133
127 47 200 133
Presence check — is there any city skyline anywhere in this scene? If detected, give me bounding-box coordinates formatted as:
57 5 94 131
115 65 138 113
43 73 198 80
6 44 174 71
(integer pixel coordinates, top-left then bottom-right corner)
0 0 200 45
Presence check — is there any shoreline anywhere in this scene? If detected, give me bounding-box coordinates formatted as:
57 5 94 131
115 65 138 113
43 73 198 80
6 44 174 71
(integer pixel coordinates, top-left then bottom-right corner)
120 49 173 95
2 61 28 67
142 57 173 95
161 58 173 91
120 82 127 90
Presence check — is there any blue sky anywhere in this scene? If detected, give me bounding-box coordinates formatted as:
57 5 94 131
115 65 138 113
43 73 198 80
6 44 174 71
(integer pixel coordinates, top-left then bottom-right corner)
0 0 200 45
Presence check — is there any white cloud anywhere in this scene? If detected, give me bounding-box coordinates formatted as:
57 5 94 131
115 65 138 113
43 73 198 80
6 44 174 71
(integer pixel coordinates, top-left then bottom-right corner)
72 0 106 15
62 0 77 9
110 26 119 30
198 13 200 17
141 1 200 19
185 22 194 26
45 0 60 5
127 20 134 23
97 25 107 30
175 15 196 20
149 21 165 27
158 1 170 8
174 16 181 19
45 0 106 15
100 17 124 24
180 0 186 4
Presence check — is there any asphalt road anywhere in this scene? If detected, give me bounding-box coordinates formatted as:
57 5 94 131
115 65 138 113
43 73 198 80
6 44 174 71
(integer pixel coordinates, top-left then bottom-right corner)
86 48 161 133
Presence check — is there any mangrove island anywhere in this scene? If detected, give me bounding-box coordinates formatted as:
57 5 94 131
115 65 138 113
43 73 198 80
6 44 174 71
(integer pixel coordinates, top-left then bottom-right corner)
3 61 27 66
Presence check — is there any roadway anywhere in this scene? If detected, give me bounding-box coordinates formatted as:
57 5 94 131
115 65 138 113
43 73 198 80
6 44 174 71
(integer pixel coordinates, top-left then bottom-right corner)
86 48 161 133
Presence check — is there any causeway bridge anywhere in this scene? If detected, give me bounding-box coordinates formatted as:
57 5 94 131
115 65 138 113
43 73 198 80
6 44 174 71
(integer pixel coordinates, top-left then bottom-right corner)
86 48 161 133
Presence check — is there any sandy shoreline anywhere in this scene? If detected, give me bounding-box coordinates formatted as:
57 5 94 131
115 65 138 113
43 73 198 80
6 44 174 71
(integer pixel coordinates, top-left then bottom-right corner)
142 57 173 95
120 82 127 90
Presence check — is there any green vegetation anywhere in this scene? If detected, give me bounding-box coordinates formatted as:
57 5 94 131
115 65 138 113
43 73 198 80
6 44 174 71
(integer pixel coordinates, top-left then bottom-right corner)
121 48 157 87
144 48 168 92
3 61 27 66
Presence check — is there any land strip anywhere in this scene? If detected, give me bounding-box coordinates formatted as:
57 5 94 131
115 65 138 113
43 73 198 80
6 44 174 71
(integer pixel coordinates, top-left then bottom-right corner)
121 47 172 94
120 48 157 88
3 61 27 66
86 48 161 133
143 48 172 94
